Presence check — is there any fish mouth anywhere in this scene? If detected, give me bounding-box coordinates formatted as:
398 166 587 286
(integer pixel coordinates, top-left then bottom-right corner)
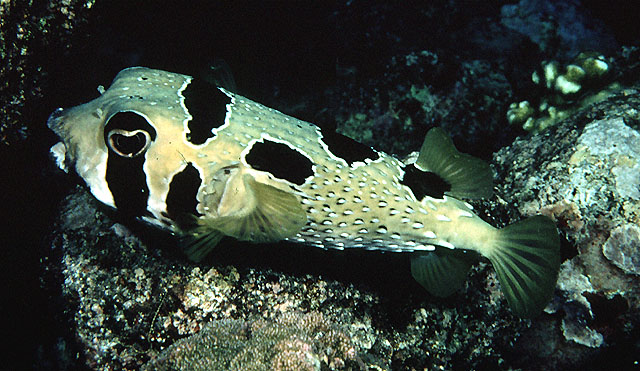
46 107 66 133
49 141 68 172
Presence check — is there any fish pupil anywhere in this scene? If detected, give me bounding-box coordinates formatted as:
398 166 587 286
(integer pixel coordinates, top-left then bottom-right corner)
111 132 147 157
103 111 157 157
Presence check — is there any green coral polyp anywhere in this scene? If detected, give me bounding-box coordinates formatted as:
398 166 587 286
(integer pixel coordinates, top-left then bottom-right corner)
508 52 613 133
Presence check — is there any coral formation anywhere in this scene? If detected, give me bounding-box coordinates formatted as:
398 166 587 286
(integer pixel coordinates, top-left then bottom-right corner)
507 53 617 133
143 311 359 371
0 0 95 146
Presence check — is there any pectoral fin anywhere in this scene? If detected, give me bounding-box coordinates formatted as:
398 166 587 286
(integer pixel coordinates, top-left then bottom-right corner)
207 174 307 242
183 229 224 262
183 174 307 261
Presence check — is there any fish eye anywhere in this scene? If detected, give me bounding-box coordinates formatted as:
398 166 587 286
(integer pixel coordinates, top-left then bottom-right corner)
103 111 157 158
106 129 152 157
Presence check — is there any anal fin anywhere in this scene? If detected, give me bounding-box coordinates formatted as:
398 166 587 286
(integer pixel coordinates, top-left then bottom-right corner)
410 249 476 297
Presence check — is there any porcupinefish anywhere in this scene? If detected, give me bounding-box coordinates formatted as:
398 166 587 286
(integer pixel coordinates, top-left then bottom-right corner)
48 67 560 317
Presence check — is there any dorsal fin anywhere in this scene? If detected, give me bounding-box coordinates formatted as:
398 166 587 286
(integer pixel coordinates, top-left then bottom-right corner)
201 59 238 92
415 127 493 199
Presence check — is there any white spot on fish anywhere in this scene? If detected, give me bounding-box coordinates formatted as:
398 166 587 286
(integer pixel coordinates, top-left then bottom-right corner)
439 240 455 249
358 228 368 234
376 227 388 234
458 210 473 218
412 222 424 229
354 219 364 225
343 210 354 215
416 244 436 251
389 209 399 215
436 215 451 222
378 201 388 207
424 231 437 238
339 232 349 238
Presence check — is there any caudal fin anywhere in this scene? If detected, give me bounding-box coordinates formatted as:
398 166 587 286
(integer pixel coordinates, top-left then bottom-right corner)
486 216 561 317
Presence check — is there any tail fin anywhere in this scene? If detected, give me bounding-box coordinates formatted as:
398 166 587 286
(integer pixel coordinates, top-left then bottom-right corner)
486 216 561 317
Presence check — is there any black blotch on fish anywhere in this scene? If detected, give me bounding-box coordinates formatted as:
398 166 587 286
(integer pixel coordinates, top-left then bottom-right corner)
105 147 149 217
320 128 378 165
183 79 230 145
104 112 156 217
400 165 451 199
244 140 313 185
165 163 202 227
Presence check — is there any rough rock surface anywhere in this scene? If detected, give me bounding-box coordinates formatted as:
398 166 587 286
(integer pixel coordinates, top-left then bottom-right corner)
492 86 640 365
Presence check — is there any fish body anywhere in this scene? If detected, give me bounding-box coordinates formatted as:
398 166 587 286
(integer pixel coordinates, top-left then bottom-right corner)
48 67 560 317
